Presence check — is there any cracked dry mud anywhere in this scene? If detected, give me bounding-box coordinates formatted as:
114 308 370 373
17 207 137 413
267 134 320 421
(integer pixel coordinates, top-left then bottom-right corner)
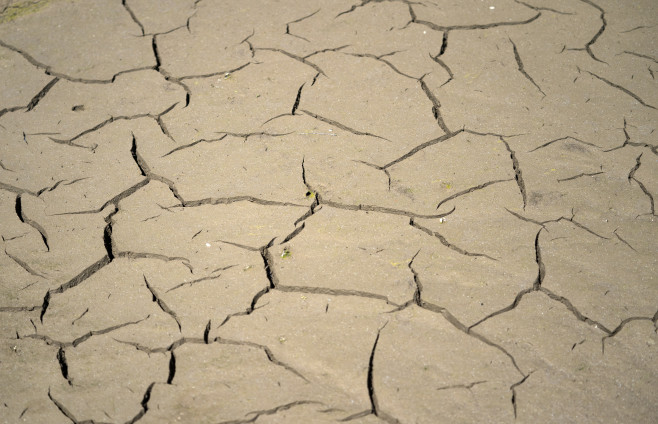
0 0 656 422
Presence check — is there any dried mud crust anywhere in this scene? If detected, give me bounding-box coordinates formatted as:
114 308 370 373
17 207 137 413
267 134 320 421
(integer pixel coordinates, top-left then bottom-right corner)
0 0 656 423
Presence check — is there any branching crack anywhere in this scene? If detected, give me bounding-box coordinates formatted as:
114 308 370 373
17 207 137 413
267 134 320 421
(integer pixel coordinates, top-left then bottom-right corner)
574 0 607 64
286 9 320 42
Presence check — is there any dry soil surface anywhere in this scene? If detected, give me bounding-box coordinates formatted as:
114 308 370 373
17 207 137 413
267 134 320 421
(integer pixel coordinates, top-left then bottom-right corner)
0 0 657 423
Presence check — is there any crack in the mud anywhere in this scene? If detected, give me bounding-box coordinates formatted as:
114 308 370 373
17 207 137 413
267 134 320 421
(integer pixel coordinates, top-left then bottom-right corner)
40 256 112 322
585 71 656 110
383 129 463 168
161 134 227 157
628 153 656 215
500 138 528 209
15 194 49 251
572 0 607 64
300 109 391 142
509 38 545 97
429 51 453 87
366 321 400 424
529 135 600 152
125 382 156 424
419 75 450 133
557 171 603 182
532 229 545 290
121 0 145 36
410 218 497 260
255 47 325 76
0 39 156 84
286 9 319 42
413 11 541 32
144 275 182 331
214 337 309 382
510 372 532 419
436 178 513 211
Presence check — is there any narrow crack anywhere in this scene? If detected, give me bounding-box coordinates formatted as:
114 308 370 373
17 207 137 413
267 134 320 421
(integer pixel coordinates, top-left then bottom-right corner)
214 337 309 382
178 62 250 81
509 38 545 97
510 372 533 419
255 47 325 76
291 83 304 115
300 109 391 141
161 134 227 157
125 382 156 424
56 346 72 385
628 153 655 215
601 314 655 354
131 132 185 205
428 52 453 87
529 135 600 152
344 51 416 80
557 171 603 182
40 256 112 322
539 287 611 334
514 0 573 15
621 50 658 64
285 9 320 42
575 0 607 64
166 270 227 293
436 179 514 211
613 229 636 252
15 194 49 251
144 275 182 331
277 285 396 305
532 228 545 290
48 388 78 423
4 248 47 278
419 75 450 133
501 138 528 209
241 401 324 423
585 71 656 110
410 218 497 260
366 322 400 424
121 0 145 36
413 11 541 32
436 380 487 392
167 350 176 384
383 129 463 169
25 77 59 112
0 39 156 84
323 199 456 220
